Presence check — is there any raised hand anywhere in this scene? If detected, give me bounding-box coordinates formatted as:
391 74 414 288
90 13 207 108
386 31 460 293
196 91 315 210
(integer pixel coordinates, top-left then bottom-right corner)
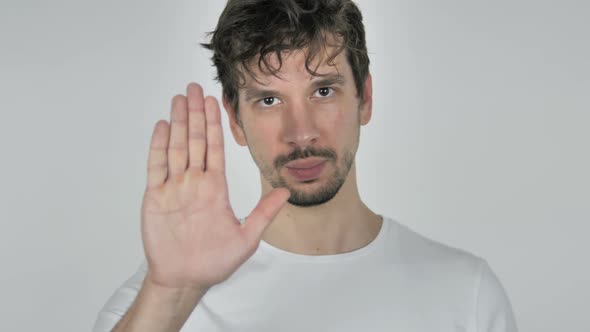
140 83 290 292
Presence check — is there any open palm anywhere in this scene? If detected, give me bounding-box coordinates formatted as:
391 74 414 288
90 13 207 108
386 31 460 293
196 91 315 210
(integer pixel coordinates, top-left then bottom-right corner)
140 83 289 291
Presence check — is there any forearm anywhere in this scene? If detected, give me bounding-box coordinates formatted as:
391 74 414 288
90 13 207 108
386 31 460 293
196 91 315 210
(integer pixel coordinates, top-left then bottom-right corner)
112 276 208 332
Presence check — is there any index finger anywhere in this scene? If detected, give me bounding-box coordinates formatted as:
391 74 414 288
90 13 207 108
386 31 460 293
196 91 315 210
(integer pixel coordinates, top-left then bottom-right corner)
187 83 206 172
204 96 226 173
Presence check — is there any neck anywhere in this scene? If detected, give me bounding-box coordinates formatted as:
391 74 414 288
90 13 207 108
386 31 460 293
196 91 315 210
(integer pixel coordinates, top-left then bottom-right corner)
259 162 383 255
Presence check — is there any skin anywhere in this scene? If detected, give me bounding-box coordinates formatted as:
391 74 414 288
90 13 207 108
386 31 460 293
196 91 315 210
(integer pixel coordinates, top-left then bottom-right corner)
112 41 383 332
223 47 383 255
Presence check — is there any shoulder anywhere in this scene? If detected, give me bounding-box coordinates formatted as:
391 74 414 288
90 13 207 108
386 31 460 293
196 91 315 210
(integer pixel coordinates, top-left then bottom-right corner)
92 260 148 332
382 218 518 330
389 217 484 266
383 217 487 285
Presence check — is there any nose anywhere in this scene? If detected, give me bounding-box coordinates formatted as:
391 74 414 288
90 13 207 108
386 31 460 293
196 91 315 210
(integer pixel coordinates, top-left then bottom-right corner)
281 101 320 149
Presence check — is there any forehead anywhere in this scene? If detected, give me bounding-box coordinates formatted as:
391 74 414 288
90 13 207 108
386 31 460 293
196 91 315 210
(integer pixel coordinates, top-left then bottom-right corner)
240 45 351 88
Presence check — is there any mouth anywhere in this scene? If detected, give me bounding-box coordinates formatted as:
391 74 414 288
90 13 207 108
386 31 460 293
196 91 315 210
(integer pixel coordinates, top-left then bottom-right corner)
285 158 327 181
284 157 326 169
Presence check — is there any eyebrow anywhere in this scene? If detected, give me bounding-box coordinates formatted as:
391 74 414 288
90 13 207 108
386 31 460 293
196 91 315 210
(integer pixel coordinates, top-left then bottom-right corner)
310 74 346 90
243 88 281 103
243 73 346 102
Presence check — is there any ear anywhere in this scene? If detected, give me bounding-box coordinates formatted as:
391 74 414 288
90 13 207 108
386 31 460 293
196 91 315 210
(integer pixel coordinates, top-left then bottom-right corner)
222 95 248 146
359 73 373 126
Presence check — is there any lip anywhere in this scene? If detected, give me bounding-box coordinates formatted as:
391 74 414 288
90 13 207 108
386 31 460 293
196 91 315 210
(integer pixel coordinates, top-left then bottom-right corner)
285 157 326 169
285 159 327 182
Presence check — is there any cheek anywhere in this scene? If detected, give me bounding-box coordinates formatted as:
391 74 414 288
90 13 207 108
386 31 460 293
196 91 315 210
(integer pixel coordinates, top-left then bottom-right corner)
318 104 358 139
244 120 279 154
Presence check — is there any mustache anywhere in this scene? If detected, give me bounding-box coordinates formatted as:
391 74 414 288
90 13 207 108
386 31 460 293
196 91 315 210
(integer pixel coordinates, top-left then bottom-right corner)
274 147 337 169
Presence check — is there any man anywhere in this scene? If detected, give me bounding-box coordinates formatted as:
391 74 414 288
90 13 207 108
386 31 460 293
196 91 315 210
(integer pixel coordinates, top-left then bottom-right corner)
93 1 517 331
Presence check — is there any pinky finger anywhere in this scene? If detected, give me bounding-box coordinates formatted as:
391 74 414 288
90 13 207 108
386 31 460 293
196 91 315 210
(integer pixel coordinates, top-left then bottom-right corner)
146 120 170 190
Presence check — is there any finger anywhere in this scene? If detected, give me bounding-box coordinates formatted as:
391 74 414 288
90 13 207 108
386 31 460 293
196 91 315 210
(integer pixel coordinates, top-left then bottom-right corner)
204 96 225 173
167 95 189 178
186 83 206 172
242 188 291 245
146 120 170 190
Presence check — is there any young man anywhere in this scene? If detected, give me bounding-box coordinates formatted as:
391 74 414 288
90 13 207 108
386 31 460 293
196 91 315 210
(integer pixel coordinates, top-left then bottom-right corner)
94 1 517 331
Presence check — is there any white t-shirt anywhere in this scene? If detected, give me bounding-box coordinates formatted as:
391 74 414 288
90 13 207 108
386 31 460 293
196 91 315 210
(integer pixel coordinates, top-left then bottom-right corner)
93 216 517 332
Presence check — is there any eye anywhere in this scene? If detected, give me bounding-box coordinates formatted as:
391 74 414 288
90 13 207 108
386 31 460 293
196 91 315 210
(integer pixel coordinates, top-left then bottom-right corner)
314 87 335 98
258 96 281 107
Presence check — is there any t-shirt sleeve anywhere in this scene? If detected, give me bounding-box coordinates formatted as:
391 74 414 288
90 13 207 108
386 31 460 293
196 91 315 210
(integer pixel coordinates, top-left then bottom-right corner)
92 260 148 332
474 260 518 332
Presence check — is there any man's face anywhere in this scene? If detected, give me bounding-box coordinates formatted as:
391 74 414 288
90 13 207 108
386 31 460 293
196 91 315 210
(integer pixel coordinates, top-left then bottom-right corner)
225 47 372 207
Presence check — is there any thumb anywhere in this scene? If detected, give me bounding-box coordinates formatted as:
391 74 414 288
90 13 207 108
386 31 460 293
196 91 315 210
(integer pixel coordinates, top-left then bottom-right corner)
241 188 290 246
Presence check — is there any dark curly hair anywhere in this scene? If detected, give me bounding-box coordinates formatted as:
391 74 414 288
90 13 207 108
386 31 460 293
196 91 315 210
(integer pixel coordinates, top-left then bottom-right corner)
201 0 370 125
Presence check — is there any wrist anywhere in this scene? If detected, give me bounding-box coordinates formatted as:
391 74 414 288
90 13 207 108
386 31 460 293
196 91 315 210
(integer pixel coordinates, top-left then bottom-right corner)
143 272 210 303
123 274 209 332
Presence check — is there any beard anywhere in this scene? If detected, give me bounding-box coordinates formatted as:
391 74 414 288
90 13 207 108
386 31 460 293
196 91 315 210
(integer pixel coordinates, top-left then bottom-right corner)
254 144 356 207
245 107 362 207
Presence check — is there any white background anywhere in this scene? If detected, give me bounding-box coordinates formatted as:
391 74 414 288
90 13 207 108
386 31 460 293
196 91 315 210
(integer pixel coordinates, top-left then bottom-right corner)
1 0 588 331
